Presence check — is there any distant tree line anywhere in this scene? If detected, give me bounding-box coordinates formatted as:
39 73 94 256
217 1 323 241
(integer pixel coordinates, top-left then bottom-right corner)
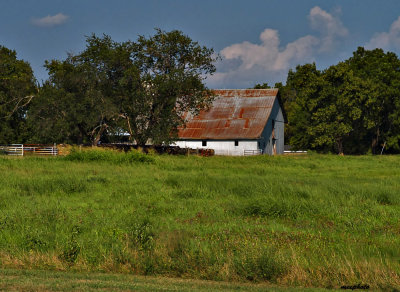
1 32 400 154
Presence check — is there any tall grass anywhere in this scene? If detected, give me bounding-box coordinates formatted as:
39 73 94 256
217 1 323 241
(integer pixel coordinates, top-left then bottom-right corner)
0 153 399 289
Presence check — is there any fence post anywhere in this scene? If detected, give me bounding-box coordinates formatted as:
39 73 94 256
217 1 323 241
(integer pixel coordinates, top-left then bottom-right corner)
21 144 24 156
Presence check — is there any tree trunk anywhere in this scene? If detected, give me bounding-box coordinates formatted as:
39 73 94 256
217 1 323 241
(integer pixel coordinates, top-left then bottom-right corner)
77 124 85 145
371 127 380 154
136 136 148 147
92 124 108 146
126 116 134 143
336 138 344 155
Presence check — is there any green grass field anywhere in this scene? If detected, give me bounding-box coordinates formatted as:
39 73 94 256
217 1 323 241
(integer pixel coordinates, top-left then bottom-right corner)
0 151 399 290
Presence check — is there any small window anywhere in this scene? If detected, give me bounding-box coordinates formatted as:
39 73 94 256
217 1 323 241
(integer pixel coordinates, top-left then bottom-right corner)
202 140 207 147
234 140 239 146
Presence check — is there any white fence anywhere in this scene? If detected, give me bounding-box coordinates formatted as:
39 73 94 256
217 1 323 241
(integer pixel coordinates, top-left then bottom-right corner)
0 144 58 156
0 144 24 156
243 149 263 156
283 150 307 154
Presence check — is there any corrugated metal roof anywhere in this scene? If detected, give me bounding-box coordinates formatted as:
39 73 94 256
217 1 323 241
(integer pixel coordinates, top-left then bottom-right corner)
178 89 278 140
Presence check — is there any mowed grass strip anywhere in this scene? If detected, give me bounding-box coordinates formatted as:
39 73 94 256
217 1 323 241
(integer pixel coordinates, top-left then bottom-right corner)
0 268 327 291
0 152 399 289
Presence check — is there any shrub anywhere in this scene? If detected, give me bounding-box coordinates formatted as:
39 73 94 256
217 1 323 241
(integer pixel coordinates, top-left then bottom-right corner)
65 148 154 164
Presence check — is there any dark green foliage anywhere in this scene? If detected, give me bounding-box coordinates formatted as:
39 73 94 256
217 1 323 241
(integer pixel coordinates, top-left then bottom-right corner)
28 30 216 146
252 82 271 89
281 47 400 154
0 46 36 144
127 29 217 146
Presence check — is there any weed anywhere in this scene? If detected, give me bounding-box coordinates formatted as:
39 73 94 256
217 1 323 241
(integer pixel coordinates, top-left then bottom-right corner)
128 218 154 251
59 226 81 265
23 233 47 251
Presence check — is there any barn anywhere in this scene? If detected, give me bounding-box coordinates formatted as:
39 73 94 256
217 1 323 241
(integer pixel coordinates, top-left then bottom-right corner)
174 89 286 155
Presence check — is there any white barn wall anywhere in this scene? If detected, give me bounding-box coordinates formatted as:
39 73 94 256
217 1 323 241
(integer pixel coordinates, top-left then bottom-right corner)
173 140 258 156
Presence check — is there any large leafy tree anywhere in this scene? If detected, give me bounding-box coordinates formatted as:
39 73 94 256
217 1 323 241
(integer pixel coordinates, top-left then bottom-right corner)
0 46 36 144
282 63 324 151
29 30 216 146
308 62 364 154
346 47 400 153
29 35 127 145
124 29 216 145
280 47 400 154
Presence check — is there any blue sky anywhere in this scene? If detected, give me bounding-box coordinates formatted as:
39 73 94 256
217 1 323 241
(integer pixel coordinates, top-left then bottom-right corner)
1 0 400 88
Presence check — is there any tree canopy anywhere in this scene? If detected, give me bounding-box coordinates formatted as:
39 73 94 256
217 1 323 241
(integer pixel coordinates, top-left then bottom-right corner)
280 47 400 154
28 29 216 145
0 46 36 144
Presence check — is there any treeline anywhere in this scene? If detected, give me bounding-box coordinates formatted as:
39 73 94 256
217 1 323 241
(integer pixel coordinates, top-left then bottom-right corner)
275 47 400 154
0 29 216 146
1 31 400 154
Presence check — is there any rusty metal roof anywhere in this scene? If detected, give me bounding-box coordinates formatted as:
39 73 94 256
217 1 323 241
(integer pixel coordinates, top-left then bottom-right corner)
178 89 279 140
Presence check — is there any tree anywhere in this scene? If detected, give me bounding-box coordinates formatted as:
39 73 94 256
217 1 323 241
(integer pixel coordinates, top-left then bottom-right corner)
346 47 400 153
308 62 364 154
283 63 324 151
29 30 216 146
123 29 216 146
0 46 36 144
252 82 271 89
29 35 128 145
280 48 400 154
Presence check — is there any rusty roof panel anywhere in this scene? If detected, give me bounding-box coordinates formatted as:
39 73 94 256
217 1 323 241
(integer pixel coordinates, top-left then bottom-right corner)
178 89 278 140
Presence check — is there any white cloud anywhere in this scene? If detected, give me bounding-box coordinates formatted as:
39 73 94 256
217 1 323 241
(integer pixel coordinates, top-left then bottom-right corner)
207 6 348 88
367 16 400 50
208 30 319 88
31 13 69 27
308 6 348 52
